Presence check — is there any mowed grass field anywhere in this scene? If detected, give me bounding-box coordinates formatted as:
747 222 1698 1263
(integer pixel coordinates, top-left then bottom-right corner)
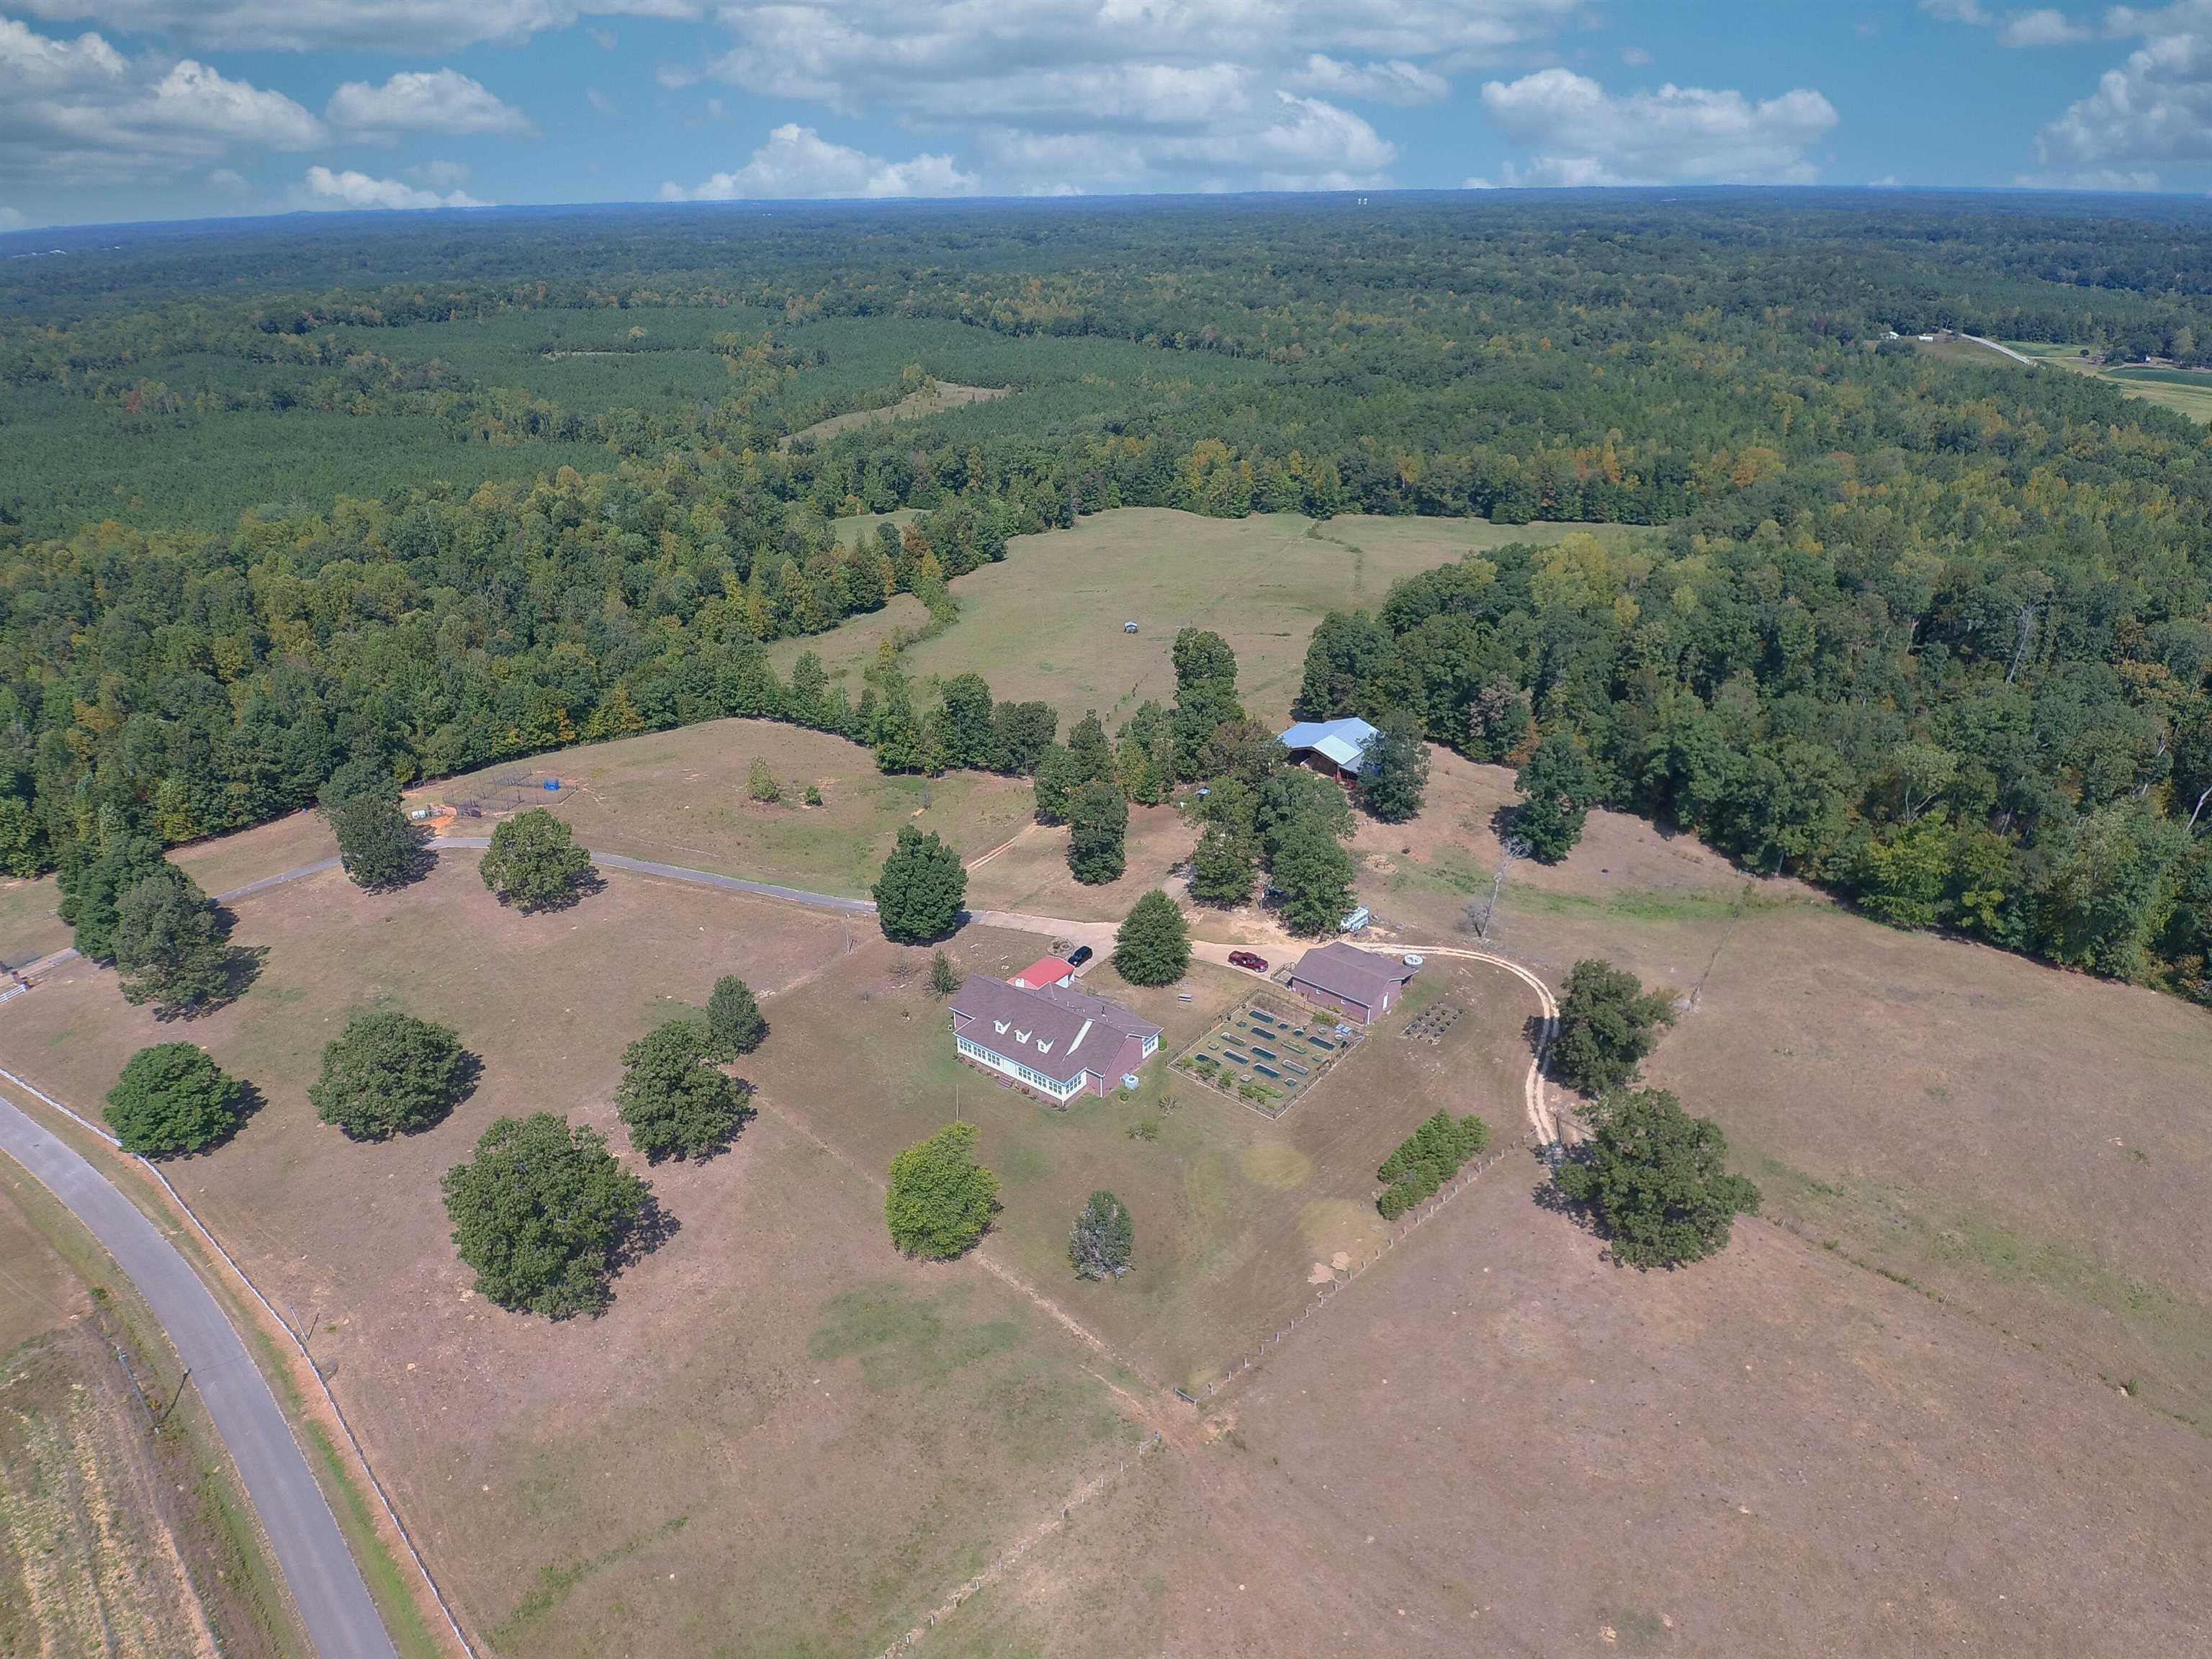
1988 338 2212 422
750 925 1530 1390
778 508 1645 726
0 858 1147 1658
1357 746 2212 1431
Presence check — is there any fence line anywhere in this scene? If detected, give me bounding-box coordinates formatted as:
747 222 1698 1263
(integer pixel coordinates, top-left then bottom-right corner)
876 1432 1167 1658
1197 1136 1532 1403
0 1064 479 1659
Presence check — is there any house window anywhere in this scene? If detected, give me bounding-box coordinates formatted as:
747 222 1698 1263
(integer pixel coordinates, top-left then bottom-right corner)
1141 1033 1158 1057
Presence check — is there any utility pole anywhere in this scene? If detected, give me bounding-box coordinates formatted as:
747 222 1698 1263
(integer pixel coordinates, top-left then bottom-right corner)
1470 837 1528 941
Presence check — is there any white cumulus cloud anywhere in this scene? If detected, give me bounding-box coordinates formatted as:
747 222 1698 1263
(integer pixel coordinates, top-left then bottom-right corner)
1478 68 1838 186
296 163 487 210
688 0 1569 191
1282 54 1449 105
2029 2 2212 186
660 124 981 199
327 69 530 139
0 17 323 185
12 0 701 53
2000 7 2093 45
0 205 24 228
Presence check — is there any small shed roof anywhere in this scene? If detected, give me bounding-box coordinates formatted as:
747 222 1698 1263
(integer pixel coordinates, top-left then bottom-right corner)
1010 956 1074 989
1277 717 1379 772
1289 941 1416 1008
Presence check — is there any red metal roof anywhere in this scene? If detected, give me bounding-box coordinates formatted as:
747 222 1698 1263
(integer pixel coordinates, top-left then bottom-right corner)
1009 956 1074 989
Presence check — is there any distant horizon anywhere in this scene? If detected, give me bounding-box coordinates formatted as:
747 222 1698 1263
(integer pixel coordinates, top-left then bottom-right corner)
14 181 2212 247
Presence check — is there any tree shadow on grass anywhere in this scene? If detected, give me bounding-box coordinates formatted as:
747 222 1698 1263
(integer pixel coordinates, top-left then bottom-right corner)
610 1190 680 1274
147 938 267 1025
501 865 608 915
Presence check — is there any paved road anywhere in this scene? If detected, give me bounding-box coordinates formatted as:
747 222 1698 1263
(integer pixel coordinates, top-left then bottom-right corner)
0 1092 397 1659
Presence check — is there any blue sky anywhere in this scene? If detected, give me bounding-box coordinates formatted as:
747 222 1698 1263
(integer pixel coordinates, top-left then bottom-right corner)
0 1 2204 230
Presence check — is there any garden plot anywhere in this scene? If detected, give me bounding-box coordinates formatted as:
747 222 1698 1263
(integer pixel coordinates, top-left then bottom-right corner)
1169 994 1363 1118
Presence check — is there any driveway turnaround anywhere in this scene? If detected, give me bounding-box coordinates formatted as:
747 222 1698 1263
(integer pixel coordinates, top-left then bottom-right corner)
0 1094 399 1659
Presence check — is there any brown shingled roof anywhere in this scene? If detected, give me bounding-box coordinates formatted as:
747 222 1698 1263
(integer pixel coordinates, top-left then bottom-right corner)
1288 941 1416 1007
949 976 1161 1085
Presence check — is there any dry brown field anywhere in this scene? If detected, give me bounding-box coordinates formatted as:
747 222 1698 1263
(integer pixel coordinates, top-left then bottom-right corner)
0 857 1148 1657
961 805 1197 922
428 717 1037 897
922 1167 2211 1658
7 711 2211 1657
1357 746 2212 1431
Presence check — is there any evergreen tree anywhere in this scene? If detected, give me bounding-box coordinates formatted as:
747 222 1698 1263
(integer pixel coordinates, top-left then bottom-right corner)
1359 710 1430 824
873 824 966 943
1066 710 1118 786
886 1122 999 1259
1069 1190 1134 1280
1067 780 1130 884
1112 889 1190 986
328 789 423 889
58 814 168 963
1553 1088 1761 1268
480 809 592 911
1552 959 1678 1095
938 673 998 770
112 867 233 1015
1272 816 1357 935
929 948 962 997
705 974 768 1057
1169 629 1245 781
442 1114 649 1318
991 702 1056 775
310 1011 472 1140
104 1043 246 1158
1032 742 1084 823
1188 825 1257 907
747 757 781 803
1514 733 1601 863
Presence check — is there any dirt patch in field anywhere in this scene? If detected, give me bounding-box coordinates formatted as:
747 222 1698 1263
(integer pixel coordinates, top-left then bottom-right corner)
929 1169 2212 1658
781 380 1009 448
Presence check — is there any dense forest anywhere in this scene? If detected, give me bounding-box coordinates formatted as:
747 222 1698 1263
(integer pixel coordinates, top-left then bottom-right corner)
1 192 2208 999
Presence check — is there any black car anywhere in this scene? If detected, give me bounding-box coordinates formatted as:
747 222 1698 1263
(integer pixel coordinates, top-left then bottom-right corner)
1066 945 1094 968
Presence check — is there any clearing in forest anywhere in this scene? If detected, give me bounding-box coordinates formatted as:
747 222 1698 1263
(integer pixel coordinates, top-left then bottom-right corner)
791 507 1646 722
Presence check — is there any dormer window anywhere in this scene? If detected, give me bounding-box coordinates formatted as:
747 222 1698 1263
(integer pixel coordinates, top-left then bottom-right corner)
1015 1028 1031 1045
994 1020 1010 1034
1035 1040 1053 1054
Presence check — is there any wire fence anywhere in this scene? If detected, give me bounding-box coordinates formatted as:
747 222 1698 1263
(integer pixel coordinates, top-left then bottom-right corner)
0 1064 480 1659
876 1431 1168 1658
1192 1135 1532 1404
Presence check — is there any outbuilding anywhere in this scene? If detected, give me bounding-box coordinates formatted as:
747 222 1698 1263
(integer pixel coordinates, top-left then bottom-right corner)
1277 717 1378 783
1286 941 1418 1025
1008 956 1075 990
